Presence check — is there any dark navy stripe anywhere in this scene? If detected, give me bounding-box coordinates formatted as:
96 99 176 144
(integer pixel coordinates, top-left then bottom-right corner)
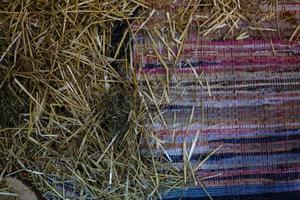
155 84 300 94
162 148 300 162
143 60 218 69
164 191 300 200
184 164 300 173
163 182 300 199
141 78 300 88
204 172 300 182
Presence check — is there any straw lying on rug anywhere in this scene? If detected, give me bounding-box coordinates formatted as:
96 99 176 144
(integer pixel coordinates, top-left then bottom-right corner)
134 1 300 199
136 38 300 199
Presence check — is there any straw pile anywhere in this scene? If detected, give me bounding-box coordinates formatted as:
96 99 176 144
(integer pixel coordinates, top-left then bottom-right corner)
0 1 150 199
0 0 298 199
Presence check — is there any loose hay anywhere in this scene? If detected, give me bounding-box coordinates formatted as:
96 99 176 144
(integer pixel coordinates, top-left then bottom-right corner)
0 0 299 199
0 0 186 199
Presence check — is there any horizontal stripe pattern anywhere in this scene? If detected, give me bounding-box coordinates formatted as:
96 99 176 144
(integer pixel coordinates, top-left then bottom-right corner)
135 2 300 199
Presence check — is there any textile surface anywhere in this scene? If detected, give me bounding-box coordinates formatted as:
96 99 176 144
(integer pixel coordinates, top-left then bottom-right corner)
134 1 300 199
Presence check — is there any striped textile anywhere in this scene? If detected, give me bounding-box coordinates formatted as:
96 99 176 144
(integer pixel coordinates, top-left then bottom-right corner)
134 1 300 199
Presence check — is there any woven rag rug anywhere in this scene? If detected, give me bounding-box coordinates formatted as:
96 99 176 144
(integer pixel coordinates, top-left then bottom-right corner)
134 1 300 200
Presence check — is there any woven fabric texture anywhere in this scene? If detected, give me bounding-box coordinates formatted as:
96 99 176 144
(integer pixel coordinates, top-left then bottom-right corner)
134 1 300 199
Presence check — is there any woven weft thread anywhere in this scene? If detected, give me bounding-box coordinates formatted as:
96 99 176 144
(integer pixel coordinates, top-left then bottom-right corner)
134 2 300 200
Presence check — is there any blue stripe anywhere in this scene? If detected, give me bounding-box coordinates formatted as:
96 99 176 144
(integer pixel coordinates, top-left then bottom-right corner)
164 182 300 199
169 153 300 169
